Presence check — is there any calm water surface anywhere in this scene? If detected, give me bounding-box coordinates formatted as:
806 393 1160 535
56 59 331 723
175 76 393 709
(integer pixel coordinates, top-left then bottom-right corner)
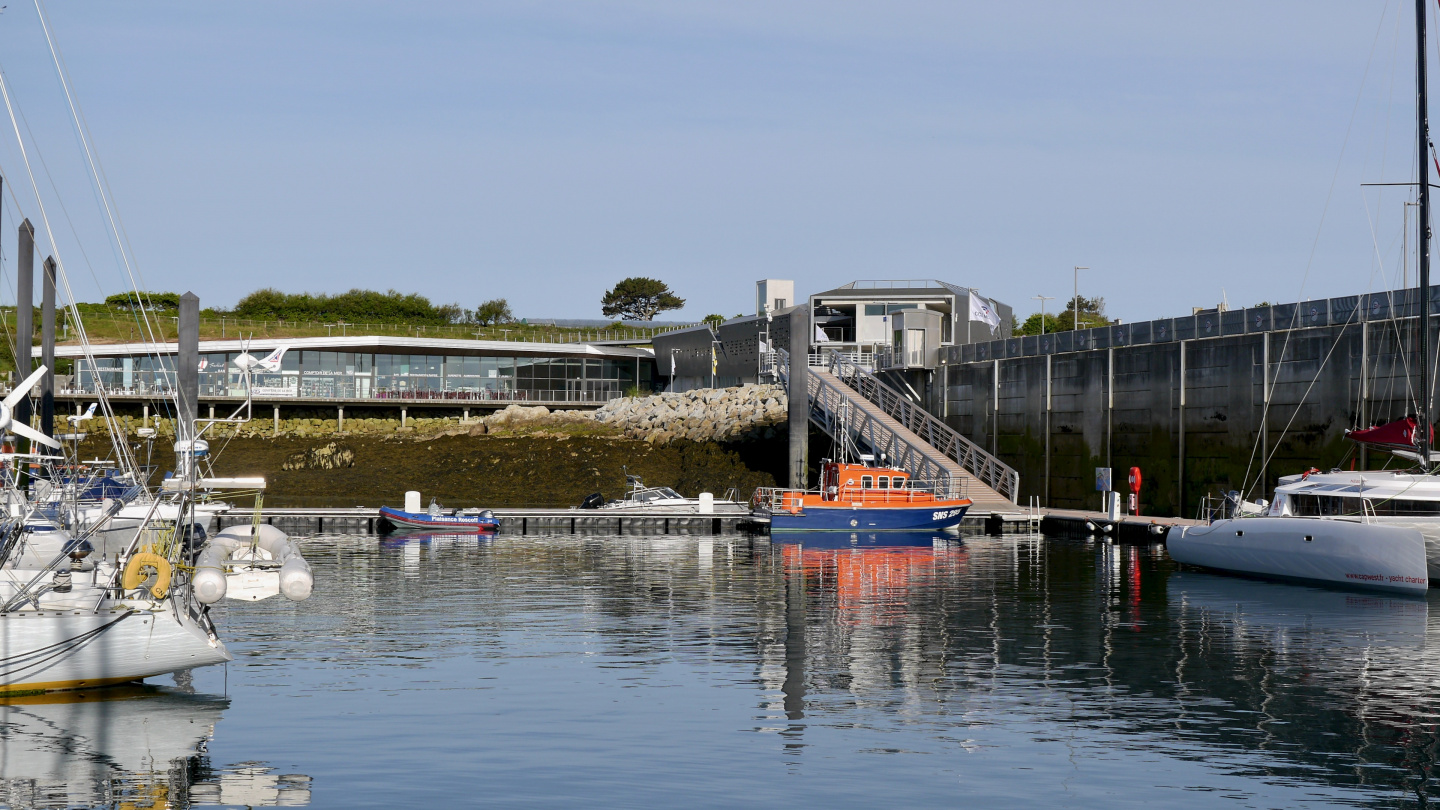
6 530 1440 808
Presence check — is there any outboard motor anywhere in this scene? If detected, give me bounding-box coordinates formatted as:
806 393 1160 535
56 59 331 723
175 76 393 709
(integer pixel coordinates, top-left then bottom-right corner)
578 493 604 510
179 523 208 557
1225 490 1242 519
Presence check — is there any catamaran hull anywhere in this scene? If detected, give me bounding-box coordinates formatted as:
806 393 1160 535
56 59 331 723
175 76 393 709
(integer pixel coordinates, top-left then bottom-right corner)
1169 517 1429 595
768 502 970 532
1342 520 1440 582
0 608 232 694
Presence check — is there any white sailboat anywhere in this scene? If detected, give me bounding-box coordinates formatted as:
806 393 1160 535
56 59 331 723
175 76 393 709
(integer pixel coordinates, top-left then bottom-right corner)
1169 0 1440 594
0 12 316 694
0 370 234 692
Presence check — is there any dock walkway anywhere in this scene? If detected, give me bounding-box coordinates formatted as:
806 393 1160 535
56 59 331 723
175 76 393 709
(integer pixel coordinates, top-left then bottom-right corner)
215 504 1200 542
215 506 754 536
809 367 1016 514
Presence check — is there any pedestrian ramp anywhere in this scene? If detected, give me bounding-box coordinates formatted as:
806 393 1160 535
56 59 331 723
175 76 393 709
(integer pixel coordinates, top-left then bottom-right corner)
779 350 1019 513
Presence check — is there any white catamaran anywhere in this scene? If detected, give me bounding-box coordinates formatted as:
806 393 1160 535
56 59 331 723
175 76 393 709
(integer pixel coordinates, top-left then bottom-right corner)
1170 0 1440 595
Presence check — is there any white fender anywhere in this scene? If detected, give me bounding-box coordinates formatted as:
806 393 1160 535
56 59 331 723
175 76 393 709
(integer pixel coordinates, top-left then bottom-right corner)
192 543 229 604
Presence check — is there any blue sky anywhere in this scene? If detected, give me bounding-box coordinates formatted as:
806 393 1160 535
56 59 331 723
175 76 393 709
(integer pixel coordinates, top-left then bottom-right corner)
0 1 1422 323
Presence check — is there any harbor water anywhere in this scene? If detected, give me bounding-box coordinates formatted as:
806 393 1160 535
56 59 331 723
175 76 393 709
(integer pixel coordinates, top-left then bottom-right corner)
8 529 1440 808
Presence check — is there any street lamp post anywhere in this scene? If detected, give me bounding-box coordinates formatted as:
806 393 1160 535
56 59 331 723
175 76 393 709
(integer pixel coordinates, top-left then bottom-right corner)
1072 266 1089 331
1031 294 1055 335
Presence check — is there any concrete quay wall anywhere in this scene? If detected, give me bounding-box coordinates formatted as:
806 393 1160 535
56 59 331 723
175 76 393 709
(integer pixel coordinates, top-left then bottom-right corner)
938 290 1437 517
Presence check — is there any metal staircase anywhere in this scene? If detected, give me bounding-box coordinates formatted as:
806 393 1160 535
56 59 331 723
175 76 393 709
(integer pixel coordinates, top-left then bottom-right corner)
778 349 1019 511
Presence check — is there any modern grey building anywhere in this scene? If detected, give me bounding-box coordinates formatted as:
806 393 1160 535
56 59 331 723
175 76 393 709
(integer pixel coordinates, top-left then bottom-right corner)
652 279 1013 391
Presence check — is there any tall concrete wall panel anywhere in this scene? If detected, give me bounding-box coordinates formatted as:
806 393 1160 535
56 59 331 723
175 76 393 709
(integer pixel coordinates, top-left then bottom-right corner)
942 312 1440 518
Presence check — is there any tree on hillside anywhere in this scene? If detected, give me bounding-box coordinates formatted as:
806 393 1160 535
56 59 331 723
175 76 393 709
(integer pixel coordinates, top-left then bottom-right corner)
1058 294 1110 331
1015 312 1063 336
474 298 514 326
601 277 685 321
106 291 180 311
702 313 726 328
1015 295 1108 336
231 288 459 325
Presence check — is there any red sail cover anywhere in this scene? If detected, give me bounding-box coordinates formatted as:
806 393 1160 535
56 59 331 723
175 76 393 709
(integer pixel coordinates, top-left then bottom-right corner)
1345 417 1433 449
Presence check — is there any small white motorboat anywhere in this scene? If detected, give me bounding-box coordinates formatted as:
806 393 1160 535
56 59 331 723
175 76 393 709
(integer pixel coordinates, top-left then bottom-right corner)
1168 516 1429 595
577 475 748 515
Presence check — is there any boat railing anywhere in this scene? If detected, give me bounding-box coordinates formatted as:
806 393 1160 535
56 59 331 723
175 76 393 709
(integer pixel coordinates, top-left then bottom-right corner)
777 348 962 500
834 480 962 504
752 487 807 513
752 479 965 509
825 351 1019 502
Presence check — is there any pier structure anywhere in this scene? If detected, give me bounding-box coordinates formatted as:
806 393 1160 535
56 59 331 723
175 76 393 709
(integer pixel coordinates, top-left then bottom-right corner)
942 289 1438 515
655 277 1440 519
777 348 1018 513
657 277 1022 509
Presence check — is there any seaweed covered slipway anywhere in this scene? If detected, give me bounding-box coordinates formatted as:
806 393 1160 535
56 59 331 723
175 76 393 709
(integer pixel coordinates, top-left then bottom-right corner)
73 386 791 508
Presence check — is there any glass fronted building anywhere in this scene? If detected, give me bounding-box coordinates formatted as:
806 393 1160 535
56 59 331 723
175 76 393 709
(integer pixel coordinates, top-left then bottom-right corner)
61 337 655 406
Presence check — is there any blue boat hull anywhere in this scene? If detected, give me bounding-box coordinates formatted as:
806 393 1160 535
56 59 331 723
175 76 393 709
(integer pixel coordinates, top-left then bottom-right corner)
379 507 500 533
771 530 956 549
768 503 969 532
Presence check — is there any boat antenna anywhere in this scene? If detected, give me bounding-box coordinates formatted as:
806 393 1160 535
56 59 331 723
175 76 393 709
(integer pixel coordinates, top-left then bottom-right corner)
1420 0 1433 471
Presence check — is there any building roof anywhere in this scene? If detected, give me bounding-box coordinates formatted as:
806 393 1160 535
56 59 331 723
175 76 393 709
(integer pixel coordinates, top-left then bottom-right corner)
54 335 654 359
818 279 979 298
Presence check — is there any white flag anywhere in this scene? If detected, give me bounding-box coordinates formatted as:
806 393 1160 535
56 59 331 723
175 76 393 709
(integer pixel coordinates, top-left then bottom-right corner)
814 325 831 342
758 339 768 353
969 294 1001 333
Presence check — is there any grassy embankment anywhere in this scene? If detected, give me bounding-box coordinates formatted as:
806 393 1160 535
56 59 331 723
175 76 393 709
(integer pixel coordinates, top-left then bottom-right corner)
0 305 689 374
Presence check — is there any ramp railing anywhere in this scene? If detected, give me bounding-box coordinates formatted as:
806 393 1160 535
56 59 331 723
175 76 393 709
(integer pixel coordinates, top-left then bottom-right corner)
826 352 1019 503
777 348 964 500
777 348 1019 504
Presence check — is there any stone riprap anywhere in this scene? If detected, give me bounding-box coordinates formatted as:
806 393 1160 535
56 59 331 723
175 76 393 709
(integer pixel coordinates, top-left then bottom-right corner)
591 384 788 443
66 384 788 444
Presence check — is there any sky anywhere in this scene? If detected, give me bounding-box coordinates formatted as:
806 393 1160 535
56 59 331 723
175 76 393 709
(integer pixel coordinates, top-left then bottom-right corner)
0 1 1424 324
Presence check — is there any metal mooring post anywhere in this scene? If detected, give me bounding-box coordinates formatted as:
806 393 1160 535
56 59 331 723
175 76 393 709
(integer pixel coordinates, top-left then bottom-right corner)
788 311 809 489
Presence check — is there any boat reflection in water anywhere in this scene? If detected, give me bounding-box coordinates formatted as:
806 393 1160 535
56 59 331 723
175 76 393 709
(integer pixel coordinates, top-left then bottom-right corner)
770 530 960 550
1169 571 1429 645
379 532 497 548
0 684 311 809
772 531 968 625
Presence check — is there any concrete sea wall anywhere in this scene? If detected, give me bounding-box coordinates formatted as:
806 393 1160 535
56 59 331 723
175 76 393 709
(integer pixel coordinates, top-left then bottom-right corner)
940 296 1434 517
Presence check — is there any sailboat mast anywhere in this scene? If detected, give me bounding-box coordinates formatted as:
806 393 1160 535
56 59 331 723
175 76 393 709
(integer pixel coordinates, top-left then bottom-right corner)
1419 0 1433 469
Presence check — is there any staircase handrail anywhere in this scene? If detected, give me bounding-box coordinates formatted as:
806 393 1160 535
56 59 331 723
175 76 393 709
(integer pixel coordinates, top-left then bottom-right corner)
825 350 1020 503
776 347 963 500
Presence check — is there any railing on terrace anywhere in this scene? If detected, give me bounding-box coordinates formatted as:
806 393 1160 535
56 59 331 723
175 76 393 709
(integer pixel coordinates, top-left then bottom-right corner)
60 386 626 404
825 352 1019 503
